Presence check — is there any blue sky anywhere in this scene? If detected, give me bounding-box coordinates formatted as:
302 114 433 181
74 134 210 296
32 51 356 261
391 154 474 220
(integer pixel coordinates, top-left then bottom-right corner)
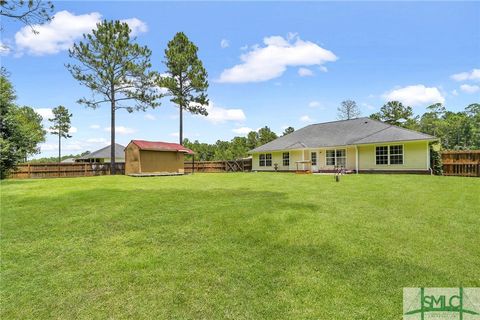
1 1 479 158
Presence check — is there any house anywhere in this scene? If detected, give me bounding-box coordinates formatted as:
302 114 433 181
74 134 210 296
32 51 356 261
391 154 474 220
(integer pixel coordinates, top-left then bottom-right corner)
249 118 437 173
125 140 194 175
76 143 126 163
60 157 76 163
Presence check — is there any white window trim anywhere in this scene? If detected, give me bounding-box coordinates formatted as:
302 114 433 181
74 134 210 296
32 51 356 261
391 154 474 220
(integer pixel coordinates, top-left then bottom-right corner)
374 144 405 166
282 152 290 167
325 148 347 167
265 153 272 167
310 151 317 166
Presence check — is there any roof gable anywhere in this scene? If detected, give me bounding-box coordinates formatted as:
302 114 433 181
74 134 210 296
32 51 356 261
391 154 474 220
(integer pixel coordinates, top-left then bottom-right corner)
80 143 125 159
250 118 436 152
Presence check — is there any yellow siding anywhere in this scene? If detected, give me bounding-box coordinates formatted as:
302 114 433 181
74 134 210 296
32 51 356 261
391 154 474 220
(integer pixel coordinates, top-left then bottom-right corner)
251 141 429 172
358 141 429 170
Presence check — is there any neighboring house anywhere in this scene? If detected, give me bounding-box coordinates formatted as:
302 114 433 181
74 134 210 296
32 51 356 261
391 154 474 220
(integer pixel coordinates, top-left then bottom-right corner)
60 158 76 163
125 140 194 175
249 117 437 173
76 143 126 163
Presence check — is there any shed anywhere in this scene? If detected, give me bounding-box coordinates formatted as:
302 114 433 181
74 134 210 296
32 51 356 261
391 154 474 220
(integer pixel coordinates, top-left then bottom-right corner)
125 140 194 175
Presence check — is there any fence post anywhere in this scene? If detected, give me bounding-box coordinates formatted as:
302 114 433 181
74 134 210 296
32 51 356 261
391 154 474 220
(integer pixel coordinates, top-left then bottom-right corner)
28 163 31 179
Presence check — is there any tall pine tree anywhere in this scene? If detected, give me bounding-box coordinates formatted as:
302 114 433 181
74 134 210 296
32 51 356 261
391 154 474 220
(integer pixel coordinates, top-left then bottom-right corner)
66 20 160 174
158 32 209 144
49 105 72 163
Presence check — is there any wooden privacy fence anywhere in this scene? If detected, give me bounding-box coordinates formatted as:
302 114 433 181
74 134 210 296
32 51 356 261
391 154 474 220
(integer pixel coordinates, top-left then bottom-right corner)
8 163 125 179
184 159 252 173
7 159 252 179
441 150 480 177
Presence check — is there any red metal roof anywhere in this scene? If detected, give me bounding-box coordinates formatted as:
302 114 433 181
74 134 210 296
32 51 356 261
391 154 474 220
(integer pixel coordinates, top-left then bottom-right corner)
131 140 194 154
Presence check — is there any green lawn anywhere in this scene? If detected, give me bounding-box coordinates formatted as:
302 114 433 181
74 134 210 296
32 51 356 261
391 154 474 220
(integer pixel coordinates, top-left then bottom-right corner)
1 173 479 319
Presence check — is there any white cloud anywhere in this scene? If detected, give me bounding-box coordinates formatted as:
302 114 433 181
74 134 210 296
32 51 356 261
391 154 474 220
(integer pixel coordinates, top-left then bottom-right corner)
460 84 480 94
218 34 337 83
144 114 156 121
39 143 57 151
86 138 107 143
308 101 321 108
451 89 458 96
451 69 480 82
383 85 445 106
104 126 136 135
200 101 246 123
15 10 147 55
15 11 101 55
0 41 11 55
220 39 229 48
169 132 179 137
319 66 328 73
89 124 100 129
232 127 254 135
298 67 314 77
34 108 53 120
300 115 314 123
121 18 148 36
69 126 78 133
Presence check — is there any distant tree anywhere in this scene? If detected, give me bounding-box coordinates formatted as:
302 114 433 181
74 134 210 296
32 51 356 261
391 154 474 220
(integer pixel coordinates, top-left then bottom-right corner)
246 131 259 150
337 99 361 120
282 126 295 136
0 0 54 33
370 101 415 127
465 103 480 148
49 105 72 163
1 72 45 178
158 32 209 144
419 103 446 137
258 126 278 145
66 20 160 174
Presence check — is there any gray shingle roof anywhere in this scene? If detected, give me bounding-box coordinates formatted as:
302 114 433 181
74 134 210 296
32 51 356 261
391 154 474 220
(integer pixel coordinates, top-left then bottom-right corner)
250 118 436 153
79 143 126 159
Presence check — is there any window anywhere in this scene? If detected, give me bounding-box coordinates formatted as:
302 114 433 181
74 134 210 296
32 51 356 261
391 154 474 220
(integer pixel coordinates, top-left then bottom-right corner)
336 149 346 167
283 152 290 166
265 154 272 166
375 146 389 165
375 145 403 165
311 152 317 166
259 153 272 167
326 149 346 167
259 154 265 167
326 150 335 165
389 145 404 164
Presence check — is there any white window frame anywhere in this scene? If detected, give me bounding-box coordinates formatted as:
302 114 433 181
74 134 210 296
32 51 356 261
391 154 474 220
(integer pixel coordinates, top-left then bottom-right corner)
375 144 404 165
265 153 272 166
311 151 317 166
259 154 265 167
282 152 290 166
325 148 347 167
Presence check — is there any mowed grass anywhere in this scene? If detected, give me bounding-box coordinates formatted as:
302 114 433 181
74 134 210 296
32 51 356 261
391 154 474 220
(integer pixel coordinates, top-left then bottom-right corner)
1 173 479 319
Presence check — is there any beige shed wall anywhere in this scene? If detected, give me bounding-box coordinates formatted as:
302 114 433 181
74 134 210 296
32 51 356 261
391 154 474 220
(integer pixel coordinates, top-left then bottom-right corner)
125 143 141 175
139 150 184 173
